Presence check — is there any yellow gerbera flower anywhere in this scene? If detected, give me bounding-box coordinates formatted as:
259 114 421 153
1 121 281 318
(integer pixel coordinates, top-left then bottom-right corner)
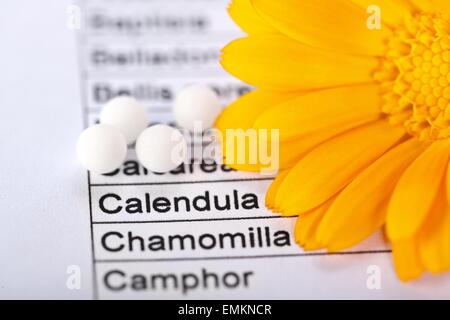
215 0 450 281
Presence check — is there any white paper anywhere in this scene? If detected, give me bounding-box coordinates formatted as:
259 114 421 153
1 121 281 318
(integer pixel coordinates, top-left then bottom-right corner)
1 0 450 299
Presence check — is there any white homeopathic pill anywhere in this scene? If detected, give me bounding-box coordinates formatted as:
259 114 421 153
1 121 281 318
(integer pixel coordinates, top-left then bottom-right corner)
100 96 149 145
76 124 127 174
173 84 222 131
135 124 188 173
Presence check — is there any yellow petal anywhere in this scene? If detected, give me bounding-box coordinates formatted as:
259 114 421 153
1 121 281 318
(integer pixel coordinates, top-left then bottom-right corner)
221 35 380 91
392 238 424 281
432 0 450 15
278 125 362 170
227 0 277 35
265 170 288 210
317 138 426 251
294 197 336 251
252 0 391 56
351 0 414 26
275 120 405 214
253 84 382 141
215 89 298 132
408 0 436 12
419 188 450 273
387 139 450 242
215 89 299 171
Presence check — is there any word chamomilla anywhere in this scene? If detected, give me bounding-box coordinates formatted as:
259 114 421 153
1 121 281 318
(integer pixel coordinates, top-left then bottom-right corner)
100 226 291 253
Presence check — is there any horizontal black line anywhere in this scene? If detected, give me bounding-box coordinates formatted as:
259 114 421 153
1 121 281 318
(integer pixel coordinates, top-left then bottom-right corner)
82 73 229 80
84 31 238 38
82 0 226 6
92 215 297 225
94 250 392 264
125 142 213 149
90 177 274 187
84 73 231 79
87 107 171 114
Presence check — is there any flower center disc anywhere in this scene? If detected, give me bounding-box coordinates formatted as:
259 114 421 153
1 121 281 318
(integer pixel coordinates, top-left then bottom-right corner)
375 13 450 140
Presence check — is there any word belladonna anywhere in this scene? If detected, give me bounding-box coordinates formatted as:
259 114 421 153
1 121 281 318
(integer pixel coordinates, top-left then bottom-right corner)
98 190 259 214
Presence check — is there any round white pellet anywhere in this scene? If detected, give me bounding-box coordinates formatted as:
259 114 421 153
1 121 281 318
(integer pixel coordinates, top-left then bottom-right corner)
173 84 222 131
76 124 127 174
100 96 149 145
135 124 187 173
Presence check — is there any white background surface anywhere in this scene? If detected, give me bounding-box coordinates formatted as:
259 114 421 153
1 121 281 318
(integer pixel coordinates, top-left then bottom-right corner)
0 0 92 298
1 0 450 299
